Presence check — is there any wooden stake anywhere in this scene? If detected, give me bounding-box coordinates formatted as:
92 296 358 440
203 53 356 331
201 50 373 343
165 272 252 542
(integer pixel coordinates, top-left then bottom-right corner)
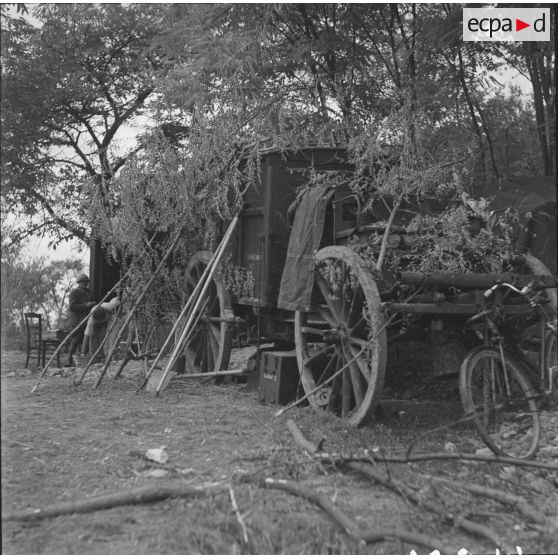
112 319 153 380
31 268 131 393
93 225 185 389
73 304 124 386
155 213 240 395
140 253 217 390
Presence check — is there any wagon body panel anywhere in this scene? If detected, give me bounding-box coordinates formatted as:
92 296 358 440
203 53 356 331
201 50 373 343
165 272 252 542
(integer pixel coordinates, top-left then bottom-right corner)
231 147 350 308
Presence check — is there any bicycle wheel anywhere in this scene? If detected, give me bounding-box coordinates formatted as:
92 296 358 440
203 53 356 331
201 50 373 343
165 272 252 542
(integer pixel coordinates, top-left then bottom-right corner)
459 346 540 459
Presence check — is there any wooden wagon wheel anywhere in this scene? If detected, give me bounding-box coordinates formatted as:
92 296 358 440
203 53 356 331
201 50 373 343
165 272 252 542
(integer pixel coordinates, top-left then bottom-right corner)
182 251 233 378
294 245 387 426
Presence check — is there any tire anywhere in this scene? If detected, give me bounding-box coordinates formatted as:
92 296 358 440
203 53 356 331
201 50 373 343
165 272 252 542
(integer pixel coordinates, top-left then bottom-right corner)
459 346 540 459
294 245 387 426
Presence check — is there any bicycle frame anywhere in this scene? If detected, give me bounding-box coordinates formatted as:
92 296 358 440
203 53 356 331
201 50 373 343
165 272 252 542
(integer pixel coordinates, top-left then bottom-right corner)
470 282 557 403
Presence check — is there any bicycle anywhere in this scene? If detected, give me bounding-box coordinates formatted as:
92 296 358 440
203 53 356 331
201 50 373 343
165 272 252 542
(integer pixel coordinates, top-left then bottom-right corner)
459 280 557 459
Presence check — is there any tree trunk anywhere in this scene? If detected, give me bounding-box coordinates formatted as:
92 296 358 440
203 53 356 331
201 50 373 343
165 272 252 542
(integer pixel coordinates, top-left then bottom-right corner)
523 40 555 175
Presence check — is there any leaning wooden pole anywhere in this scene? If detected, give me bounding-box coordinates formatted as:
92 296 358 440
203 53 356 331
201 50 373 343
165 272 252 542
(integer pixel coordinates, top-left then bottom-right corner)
93 226 186 389
155 213 240 395
140 295 208 392
139 232 227 391
31 269 132 393
73 304 124 386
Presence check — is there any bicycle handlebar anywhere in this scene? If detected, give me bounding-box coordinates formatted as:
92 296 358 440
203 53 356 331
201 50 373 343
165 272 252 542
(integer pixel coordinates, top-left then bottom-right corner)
483 281 534 299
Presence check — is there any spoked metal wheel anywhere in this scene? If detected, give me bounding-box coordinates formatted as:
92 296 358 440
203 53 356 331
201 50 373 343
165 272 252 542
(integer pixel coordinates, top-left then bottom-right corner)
459 346 541 458
182 251 233 379
294 246 387 426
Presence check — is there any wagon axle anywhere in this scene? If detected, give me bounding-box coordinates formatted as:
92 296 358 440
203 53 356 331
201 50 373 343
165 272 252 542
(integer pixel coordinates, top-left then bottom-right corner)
321 325 351 345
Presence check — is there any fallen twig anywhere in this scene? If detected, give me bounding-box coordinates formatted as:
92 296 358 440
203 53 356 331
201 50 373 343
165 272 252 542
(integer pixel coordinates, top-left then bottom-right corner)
229 486 249 544
285 420 513 551
453 516 506 550
172 368 246 380
286 419 324 454
317 451 558 471
429 476 546 525
2 483 226 522
262 477 453 554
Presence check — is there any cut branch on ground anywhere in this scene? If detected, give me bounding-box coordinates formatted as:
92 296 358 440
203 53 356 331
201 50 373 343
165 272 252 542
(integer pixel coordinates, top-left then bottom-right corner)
2 483 226 522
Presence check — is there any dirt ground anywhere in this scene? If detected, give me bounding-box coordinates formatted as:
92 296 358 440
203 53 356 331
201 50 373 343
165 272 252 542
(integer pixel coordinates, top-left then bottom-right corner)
2 346 557 555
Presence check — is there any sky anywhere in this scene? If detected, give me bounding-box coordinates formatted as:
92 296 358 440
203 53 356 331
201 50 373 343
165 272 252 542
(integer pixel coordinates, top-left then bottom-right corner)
21 235 90 266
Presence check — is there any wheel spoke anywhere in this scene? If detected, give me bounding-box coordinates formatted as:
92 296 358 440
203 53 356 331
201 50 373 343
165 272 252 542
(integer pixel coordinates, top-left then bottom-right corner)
206 332 215 371
347 343 370 382
301 325 329 337
350 315 366 334
316 274 342 322
195 332 205 366
327 364 341 412
304 344 335 368
348 336 368 349
207 326 220 362
207 293 219 316
343 344 364 408
339 262 350 320
184 345 196 371
348 288 364 328
339 348 352 417
208 323 221 344
317 353 338 385
185 330 201 356
200 333 209 371
317 305 337 327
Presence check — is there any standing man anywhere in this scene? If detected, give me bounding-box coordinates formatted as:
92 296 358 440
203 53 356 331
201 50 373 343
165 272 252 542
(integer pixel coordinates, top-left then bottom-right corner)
65 274 96 367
